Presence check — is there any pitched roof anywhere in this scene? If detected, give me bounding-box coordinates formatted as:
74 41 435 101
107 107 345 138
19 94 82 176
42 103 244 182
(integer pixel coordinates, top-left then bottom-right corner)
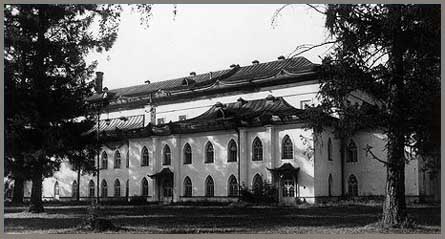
87 114 144 134
87 57 317 103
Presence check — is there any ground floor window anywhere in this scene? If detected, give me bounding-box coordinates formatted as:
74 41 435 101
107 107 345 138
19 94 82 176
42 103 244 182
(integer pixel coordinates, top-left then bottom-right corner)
205 176 214 197
89 180 95 197
348 174 358 196
184 177 192 197
228 175 238 197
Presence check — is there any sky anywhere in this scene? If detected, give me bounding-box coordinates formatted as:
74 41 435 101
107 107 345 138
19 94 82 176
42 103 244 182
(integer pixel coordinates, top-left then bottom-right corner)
86 4 330 90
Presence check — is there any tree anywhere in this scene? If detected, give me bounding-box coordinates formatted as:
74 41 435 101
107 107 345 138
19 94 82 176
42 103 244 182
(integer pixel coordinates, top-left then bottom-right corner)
4 4 126 212
299 4 440 227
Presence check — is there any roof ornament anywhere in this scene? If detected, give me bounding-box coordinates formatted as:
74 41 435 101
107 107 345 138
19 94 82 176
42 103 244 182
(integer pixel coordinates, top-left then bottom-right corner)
237 97 248 105
277 55 286 60
252 60 260 65
145 80 151 84
265 94 276 101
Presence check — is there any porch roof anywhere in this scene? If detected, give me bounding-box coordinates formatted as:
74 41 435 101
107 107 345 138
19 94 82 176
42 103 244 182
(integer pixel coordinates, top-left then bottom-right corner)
147 167 173 178
267 163 300 175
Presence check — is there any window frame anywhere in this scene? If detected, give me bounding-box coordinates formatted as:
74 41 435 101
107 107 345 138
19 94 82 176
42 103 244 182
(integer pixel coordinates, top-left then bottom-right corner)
163 145 171 165
141 146 149 166
183 143 192 165
114 150 121 169
252 137 263 161
227 139 237 162
281 135 293 160
205 142 214 164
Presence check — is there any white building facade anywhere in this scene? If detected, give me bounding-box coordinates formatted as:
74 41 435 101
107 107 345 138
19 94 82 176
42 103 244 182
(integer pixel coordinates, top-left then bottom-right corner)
12 57 439 204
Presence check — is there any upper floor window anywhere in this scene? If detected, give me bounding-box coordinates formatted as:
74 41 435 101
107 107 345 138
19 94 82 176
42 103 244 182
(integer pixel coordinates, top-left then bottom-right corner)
101 151 108 169
114 150 121 168
252 137 263 161
178 115 187 121
328 138 333 161
300 99 312 109
163 145 171 165
126 150 130 168
227 139 237 162
346 140 358 162
157 118 165 125
141 146 149 166
183 143 192 164
205 142 214 163
281 135 293 159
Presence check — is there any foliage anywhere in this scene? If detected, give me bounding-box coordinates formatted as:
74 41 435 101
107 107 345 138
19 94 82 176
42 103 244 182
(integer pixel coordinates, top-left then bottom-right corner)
3 4 154 211
240 181 278 204
299 4 440 227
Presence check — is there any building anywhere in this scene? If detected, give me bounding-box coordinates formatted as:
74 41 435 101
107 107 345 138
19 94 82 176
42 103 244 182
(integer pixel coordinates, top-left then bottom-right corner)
7 56 440 204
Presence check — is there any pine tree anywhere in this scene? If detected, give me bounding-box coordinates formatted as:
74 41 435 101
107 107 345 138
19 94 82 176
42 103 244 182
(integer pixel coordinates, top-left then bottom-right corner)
302 4 440 227
4 4 123 212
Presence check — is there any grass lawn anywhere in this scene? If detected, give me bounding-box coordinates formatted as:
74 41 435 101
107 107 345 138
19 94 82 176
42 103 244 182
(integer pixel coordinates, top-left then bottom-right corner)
4 203 441 234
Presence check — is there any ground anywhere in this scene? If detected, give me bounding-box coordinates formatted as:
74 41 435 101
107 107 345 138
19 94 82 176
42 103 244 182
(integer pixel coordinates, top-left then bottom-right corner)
3 202 441 234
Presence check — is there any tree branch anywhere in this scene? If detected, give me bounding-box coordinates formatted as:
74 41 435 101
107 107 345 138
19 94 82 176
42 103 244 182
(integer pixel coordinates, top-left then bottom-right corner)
306 4 326 15
364 144 389 166
288 41 338 58
271 4 292 28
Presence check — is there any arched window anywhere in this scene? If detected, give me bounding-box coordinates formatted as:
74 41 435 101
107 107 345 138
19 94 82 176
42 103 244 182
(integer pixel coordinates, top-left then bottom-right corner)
348 175 358 196
141 146 149 166
205 176 214 197
72 180 78 198
252 174 263 195
126 150 130 168
228 175 238 197
183 143 192 164
281 135 293 159
89 180 95 197
205 142 214 163
125 179 129 198
347 140 358 162
328 138 333 161
227 140 237 162
114 179 121 197
141 177 149 196
101 151 108 169
101 180 108 198
54 181 60 197
252 137 263 161
163 145 171 165
114 150 121 168
183 177 192 197
328 174 333 197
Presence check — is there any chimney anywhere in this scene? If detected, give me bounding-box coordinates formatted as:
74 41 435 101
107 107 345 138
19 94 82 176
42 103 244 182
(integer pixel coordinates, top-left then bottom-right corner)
95 72 104 93
277 56 285 60
252 60 259 65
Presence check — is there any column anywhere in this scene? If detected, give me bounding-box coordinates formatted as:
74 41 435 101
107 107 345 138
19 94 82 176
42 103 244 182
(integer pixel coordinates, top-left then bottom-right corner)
152 137 159 201
173 135 181 202
239 128 249 187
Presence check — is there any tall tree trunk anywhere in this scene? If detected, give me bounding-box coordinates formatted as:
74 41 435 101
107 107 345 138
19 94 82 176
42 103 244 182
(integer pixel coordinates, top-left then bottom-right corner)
381 5 407 227
77 165 81 201
382 131 407 227
12 177 24 204
28 172 44 213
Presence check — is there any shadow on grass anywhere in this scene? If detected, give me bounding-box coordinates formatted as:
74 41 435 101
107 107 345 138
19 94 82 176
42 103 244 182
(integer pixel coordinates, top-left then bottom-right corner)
4 205 441 233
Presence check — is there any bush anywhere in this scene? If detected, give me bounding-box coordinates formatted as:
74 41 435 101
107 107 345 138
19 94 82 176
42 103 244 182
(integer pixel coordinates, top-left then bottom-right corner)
240 181 278 204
